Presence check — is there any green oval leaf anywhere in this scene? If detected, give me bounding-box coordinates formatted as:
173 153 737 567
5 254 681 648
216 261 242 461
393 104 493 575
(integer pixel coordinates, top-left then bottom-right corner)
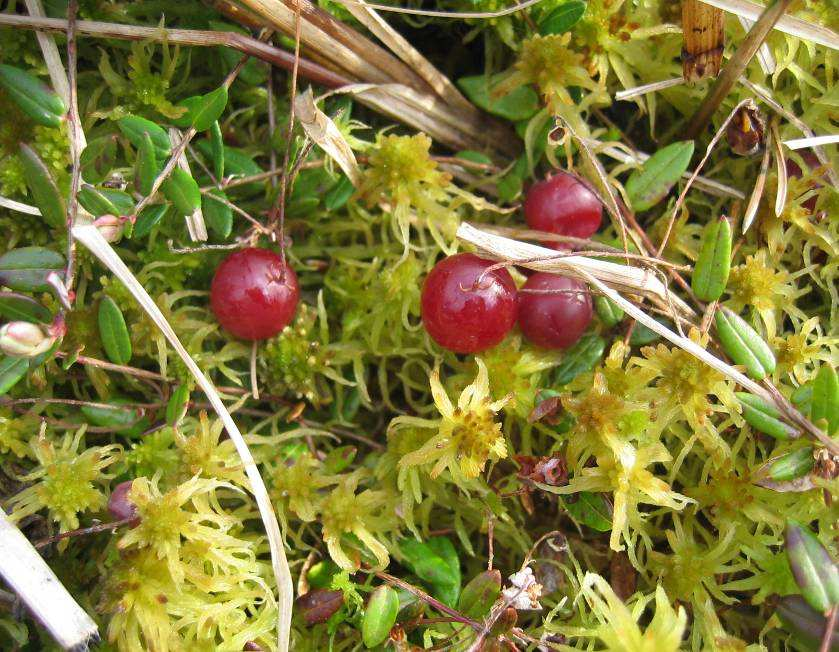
735 392 796 440
553 334 606 385
135 131 160 196
81 400 142 430
362 586 399 648
78 184 119 217
210 120 225 180
458 570 501 619
629 320 663 346
716 308 776 380
0 356 28 395
324 176 354 211
594 295 624 327
539 0 587 35
98 296 132 365
172 86 228 131
400 536 461 606
202 190 233 238
768 447 814 482
195 142 262 195
19 143 65 229
166 384 191 426
133 204 169 238
0 247 65 292
777 596 839 650
457 73 540 122
161 168 201 216
811 365 838 436
117 115 171 158
0 64 66 127
564 491 613 531
80 135 118 184
625 141 695 212
692 216 732 302
0 292 52 324
785 521 839 614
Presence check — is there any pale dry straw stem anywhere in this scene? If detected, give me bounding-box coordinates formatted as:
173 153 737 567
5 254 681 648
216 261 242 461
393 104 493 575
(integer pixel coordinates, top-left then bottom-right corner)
72 225 294 652
742 127 772 233
169 127 208 242
23 0 70 122
457 223 695 318
658 98 754 255
0 196 40 215
699 0 839 51
339 0 545 18
614 77 684 101
0 507 99 650
770 120 787 217
783 135 839 150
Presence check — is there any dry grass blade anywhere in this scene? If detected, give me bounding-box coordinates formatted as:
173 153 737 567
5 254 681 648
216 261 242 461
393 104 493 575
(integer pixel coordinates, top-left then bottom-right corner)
294 88 361 186
0 507 99 650
0 196 40 215
71 225 294 652
614 77 684 101
169 128 208 242
742 130 771 233
24 0 70 115
699 0 839 51
682 0 725 81
770 120 787 217
339 0 545 18
457 222 695 318
737 15 776 74
783 134 839 150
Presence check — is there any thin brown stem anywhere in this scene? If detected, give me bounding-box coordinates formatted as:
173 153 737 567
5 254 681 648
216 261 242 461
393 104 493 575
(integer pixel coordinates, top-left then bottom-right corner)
63 0 81 296
374 571 479 630
685 0 794 139
34 517 134 549
820 606 837 652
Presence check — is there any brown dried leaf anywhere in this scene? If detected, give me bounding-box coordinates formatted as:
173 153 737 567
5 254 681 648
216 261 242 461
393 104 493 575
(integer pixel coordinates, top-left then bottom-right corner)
682 0 724 81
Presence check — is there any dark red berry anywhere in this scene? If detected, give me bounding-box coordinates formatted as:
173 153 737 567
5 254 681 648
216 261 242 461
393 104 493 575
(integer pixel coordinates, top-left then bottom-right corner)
421 253 518 354
524 172 602 240
210 248 299 341
518 273 592 349
108 480 139 522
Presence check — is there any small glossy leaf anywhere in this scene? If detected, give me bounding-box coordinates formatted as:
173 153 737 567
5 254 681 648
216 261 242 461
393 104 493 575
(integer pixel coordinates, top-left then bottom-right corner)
323 445 357 474
716 308 776 380
161 168 201 216
401 537 461 606
768 447 814 482
80 135 118 184
98 296 132 365
324 176 354 211
78 184 119 217
133 204 168 238
196 141 262 195
553 334 605 385
594 295 624 327
135 131 160 196
0 292 51 323
457 74 540 122
202 190 233 238
362 586 399 648
564 492 613 532
0 356 28 395
785 521 839 614
210 120 224 180
539 0 587 35
172 86 228 131
297 589 343 626
0 64 66 127
629 320 663 346
811 365 838 436
19 143 65 229
166 385 191 426
117 115 171 158
735 392 797 440
692 216 732 302
777 595 839 650
81 401 141 429
625 141 694 212
0 247 65 292
458 570 501 619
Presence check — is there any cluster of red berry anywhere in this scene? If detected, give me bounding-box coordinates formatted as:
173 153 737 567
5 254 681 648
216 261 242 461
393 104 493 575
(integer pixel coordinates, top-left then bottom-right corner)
422 171 602 354
206 171 603 356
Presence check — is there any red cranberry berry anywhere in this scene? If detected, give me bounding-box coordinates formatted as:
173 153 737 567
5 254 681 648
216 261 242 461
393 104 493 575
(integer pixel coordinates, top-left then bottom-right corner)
518 272 592 349
108 480 139 522
524 172 602 242
421 253 518 354
210 247 299 341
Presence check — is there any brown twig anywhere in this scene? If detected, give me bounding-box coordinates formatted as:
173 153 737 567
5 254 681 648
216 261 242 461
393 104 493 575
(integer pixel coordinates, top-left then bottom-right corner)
63 0 81 296
820 606 837 652
374 570 480 630
685 0 794 139
33 517 134 549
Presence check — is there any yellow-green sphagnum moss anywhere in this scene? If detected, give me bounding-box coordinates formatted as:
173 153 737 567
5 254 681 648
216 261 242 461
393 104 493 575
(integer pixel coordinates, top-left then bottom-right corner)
0 1 837 649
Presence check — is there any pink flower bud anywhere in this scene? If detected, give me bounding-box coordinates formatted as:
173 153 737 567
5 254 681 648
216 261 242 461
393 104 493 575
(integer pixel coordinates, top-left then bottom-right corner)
93 214 125 243
0 321 55 358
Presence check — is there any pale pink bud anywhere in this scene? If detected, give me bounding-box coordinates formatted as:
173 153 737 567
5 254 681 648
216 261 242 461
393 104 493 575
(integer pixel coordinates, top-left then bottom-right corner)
0 321 55 358
92 214 124 243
